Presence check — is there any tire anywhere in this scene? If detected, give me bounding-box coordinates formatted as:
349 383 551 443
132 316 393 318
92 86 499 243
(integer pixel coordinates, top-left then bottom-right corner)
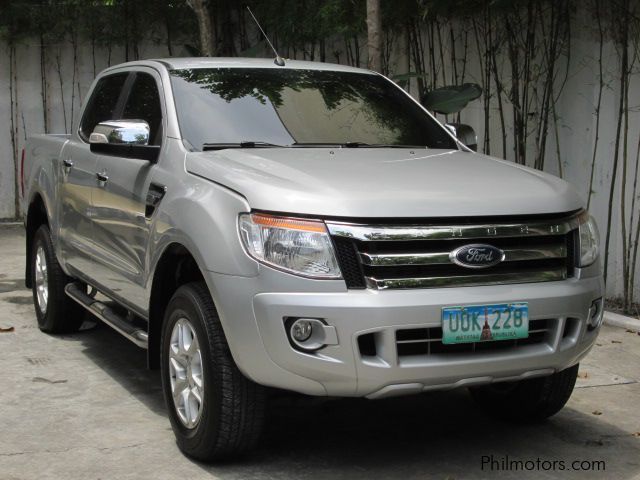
469 363 579 423
31 224 85 333
160 282 266 461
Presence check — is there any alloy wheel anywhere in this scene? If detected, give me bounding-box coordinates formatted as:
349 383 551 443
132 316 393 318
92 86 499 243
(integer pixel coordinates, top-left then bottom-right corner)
169 318 204 429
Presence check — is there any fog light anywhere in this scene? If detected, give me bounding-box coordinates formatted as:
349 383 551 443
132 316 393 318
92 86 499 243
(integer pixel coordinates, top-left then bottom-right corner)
291 319 313 342
285 317 338 352
588 298 603 331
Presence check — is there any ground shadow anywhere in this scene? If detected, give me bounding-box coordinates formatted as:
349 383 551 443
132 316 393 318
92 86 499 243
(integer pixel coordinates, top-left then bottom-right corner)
58 322 167 417
196 390 640 479
54 323 640 479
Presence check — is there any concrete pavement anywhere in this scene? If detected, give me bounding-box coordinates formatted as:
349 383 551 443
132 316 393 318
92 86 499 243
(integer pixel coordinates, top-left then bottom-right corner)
1 223 639 479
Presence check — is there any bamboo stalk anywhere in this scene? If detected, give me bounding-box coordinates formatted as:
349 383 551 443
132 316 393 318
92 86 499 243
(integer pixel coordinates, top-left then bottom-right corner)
587 0 605 210
604 0 630 285
490 16 507 158
55 50 68 134
9 44 20 219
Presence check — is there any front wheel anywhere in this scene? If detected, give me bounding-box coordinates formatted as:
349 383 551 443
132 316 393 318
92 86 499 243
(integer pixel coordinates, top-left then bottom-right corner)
160 282 266 461
469 364 579 423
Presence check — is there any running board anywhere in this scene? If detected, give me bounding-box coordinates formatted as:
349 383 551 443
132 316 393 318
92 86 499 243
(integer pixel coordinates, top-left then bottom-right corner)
65 283 148 349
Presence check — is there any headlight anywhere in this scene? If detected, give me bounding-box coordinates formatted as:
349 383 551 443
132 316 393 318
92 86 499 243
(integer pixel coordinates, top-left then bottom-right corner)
578 212 600 267
238 213 341 279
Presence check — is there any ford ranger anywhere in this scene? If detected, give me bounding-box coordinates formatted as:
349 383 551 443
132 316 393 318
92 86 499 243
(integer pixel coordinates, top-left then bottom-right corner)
21 58 604 461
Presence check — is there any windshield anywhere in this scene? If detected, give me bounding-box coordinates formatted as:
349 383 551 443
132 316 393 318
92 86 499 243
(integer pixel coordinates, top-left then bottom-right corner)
169 67 457 151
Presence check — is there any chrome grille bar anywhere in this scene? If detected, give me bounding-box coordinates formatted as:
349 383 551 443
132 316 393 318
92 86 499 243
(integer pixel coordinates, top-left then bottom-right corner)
359 244 566 266
326 211 584 242
329 212 580 290
365 269 567 290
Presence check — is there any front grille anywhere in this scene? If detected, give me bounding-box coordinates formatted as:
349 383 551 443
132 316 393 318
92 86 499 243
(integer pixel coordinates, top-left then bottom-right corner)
332 236 366 288
327 212 582 290
393 319 552 357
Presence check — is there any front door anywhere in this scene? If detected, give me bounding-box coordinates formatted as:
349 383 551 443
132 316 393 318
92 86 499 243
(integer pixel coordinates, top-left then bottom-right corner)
90 69 165 312
58 72 129 278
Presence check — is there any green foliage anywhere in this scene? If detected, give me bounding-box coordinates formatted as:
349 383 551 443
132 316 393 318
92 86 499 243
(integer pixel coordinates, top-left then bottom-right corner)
316 0 366 38
245 0 364 57
393 72 429 88
0 0 196 51
0 0 579 61
0 1 39 43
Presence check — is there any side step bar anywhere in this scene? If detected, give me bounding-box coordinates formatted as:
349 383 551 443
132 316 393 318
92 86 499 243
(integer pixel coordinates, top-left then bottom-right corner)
65 283 148 349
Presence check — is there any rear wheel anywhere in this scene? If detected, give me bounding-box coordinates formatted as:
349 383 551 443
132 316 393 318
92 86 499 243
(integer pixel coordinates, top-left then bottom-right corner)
160 282 265 461
469 364 579 423
31 225 85 333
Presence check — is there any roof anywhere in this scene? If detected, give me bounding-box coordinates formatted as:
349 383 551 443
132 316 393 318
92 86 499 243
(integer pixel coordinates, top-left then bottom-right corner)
106 57 376 74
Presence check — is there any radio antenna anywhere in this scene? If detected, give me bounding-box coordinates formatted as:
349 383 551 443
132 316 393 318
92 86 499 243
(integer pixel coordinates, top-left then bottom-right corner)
246 6 285 66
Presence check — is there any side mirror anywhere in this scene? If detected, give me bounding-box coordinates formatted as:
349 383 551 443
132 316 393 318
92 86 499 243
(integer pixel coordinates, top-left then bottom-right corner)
90 120 159 162
445 123 477 152
90 120 150 145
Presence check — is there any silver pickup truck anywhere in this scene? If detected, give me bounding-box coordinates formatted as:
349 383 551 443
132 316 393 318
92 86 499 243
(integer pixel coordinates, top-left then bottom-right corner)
21 58 604 461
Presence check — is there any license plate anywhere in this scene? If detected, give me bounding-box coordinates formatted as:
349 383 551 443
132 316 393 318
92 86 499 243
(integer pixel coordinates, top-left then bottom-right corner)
441 303 529 344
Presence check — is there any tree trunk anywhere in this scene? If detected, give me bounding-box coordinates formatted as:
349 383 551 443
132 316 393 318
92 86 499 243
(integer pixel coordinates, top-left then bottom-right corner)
366 0 382 72
186 0 215 56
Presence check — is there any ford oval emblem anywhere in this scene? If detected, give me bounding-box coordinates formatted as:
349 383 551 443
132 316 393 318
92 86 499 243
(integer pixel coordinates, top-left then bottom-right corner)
450 244 505 269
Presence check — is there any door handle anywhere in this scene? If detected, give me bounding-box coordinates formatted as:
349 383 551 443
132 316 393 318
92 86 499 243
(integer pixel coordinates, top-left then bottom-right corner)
62 159 74 168
96 172 109 184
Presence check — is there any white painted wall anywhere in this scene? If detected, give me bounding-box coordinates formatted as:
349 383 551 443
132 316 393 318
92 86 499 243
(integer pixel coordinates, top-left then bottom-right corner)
0 39 183 220
427 24 639 304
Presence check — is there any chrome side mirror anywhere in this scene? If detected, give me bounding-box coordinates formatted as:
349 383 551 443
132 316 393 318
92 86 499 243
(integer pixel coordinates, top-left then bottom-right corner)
445 123 477 152
89 120 159 163
90 120 150 146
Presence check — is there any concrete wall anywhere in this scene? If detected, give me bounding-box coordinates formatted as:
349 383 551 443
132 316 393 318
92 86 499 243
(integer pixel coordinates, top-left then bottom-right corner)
0 23 638 302
454 32 636 303
0 40 183 220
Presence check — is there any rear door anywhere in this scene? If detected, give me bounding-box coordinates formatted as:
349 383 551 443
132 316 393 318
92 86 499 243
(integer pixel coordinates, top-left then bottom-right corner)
59 72 129 278
90 69 165 311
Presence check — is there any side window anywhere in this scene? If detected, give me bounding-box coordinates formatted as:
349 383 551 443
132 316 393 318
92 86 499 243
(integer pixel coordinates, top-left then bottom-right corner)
79 73 128 140
122 73 163 145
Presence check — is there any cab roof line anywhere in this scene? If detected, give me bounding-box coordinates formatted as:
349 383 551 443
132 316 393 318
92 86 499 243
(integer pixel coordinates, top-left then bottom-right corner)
152 59 172 69
146 57 375 75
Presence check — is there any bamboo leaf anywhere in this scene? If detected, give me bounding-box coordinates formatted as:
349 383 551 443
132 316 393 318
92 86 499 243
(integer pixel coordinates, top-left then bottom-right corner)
421 83 483 114
392 72 430 88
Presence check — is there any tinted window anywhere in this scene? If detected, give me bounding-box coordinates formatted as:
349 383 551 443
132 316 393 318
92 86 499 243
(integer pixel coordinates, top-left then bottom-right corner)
169 68 456 150
80 73 128 140
122 73 163 145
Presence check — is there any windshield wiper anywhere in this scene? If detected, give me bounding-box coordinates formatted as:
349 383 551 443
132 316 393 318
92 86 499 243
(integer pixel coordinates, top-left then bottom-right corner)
202 141 286 151
290 142 342 148
343 142 430 148
290 142 428 149
290 141 371 148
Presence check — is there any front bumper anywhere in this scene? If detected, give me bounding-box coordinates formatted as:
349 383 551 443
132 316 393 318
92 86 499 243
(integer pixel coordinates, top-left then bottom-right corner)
206 268 604 398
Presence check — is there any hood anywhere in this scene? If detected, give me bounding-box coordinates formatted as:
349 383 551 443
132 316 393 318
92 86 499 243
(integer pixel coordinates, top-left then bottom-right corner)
185 148 584 218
